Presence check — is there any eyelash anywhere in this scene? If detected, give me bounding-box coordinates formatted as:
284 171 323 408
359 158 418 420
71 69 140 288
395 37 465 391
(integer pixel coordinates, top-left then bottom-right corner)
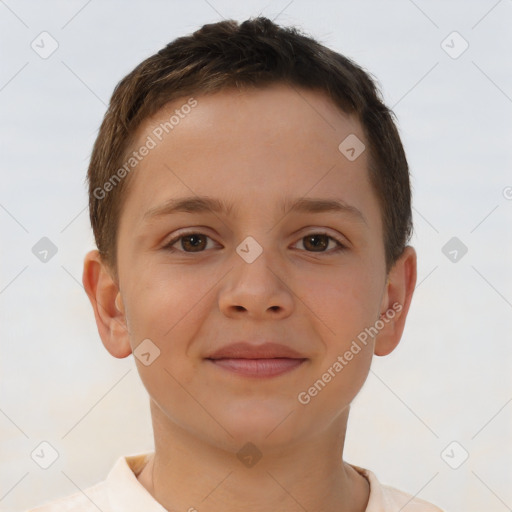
162 230 347 255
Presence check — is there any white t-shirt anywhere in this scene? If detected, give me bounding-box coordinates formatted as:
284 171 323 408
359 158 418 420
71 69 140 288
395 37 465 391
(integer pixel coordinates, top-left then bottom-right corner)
27 452 445 511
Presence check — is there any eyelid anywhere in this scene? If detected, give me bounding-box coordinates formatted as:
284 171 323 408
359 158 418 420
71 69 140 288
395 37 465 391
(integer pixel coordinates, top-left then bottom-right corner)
162 227 349 254
162 229 219 251
291 231 347 253
294 226 349 246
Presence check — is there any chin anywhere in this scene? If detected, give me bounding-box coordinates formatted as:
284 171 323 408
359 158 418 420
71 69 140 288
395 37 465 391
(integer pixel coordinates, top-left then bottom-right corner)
219 402 301 444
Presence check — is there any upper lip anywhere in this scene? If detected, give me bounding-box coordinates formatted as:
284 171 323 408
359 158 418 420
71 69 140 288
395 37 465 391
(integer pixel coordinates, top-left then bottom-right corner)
206 342 306 360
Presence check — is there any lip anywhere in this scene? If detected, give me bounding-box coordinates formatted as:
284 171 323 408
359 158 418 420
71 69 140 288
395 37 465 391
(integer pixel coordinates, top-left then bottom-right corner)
207 358 306 378
206 341 305 360
205 341 307 378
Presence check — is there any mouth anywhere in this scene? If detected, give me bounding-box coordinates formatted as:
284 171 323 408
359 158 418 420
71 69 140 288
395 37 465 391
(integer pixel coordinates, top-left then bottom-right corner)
205 341 307 378
206 357 307 378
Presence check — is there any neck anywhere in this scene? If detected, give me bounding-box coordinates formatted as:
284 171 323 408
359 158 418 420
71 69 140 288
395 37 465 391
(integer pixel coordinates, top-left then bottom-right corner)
137 399 369 512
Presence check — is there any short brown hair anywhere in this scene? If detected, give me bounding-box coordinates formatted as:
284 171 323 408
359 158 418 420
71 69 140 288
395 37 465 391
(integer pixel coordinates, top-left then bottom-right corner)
86 16 412 280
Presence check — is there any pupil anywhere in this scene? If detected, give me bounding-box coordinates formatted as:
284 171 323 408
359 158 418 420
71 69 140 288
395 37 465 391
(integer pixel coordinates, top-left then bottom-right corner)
183 234 204 251
308 235 327 251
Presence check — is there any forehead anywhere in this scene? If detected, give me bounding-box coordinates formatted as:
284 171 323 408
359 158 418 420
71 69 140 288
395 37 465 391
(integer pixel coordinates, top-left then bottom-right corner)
117 83 379 231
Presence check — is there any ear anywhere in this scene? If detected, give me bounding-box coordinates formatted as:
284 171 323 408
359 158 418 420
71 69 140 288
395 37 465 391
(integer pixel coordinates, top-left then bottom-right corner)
82 249 132 358
374 245 417 356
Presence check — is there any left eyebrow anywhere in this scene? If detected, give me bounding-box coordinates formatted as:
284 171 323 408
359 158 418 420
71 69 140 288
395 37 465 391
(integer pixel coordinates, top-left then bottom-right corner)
283 197 367 225
142 195 367 226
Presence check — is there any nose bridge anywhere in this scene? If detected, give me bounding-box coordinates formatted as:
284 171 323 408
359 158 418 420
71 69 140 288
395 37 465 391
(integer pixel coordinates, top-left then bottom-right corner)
230 196 279 265
233 232 280 290
218 232 294 316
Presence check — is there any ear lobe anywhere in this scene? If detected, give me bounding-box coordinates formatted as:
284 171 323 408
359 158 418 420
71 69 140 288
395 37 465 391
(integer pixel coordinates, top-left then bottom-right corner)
82 250 132 359
374 246 417 357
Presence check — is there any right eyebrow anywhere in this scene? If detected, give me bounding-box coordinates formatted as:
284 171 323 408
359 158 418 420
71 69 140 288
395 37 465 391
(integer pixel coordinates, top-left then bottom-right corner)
142 195 367 226
143 196 234 221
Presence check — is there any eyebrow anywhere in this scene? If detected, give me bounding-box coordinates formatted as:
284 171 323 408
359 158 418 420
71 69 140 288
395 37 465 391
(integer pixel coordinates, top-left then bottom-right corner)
143 195 367 225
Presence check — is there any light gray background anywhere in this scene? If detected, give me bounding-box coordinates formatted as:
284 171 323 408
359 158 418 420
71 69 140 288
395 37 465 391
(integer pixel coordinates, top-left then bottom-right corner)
1 1 511 511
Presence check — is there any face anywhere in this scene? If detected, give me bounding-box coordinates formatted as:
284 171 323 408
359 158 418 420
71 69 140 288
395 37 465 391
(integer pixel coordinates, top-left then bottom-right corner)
92 84 411 452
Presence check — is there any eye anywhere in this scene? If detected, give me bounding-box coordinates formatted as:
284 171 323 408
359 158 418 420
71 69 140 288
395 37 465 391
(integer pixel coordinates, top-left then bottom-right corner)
293 232 346 253
162 231 347 254
162 232 217 253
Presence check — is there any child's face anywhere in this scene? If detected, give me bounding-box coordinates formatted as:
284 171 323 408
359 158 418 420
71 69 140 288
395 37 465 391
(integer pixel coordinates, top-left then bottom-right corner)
98 83 409 448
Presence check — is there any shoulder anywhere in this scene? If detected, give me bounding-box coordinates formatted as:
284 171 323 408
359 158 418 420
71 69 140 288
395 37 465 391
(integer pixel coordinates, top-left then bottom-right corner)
350 464 445 512
26 481 109 512
380 483 445 511
25 452 154 512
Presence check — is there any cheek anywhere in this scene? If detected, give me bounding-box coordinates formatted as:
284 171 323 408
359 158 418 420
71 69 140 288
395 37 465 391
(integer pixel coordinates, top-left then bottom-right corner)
300 263 382 338
125 263 210 341
296 335 373 426
123 266 213 409
123 263 223 397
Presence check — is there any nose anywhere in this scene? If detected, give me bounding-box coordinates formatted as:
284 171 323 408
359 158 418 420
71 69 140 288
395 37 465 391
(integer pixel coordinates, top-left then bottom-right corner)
218 243 294 320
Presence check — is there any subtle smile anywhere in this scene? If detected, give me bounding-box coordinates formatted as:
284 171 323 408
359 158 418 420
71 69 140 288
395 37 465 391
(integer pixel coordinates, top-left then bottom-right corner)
206 357 307 377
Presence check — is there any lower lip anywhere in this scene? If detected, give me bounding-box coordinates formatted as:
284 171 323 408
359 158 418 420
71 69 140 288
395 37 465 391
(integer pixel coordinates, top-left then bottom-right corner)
207 358 306 377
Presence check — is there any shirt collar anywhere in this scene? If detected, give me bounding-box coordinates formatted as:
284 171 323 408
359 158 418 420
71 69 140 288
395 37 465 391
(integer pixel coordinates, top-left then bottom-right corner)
349 464 385 511
106 452 167 511
106 452 383 511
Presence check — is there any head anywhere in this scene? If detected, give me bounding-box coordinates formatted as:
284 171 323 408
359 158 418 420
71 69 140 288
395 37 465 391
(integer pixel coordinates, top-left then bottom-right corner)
83 17 416 452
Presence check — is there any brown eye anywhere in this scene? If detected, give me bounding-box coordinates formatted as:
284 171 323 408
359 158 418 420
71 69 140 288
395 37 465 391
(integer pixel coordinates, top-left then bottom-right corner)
303 234 329 251
163 233 214 252
163 231 346 255
180 234 208 252
295 233 346 253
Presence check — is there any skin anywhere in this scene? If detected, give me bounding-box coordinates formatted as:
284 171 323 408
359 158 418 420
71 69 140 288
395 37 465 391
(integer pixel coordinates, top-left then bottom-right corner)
83 83 417 512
